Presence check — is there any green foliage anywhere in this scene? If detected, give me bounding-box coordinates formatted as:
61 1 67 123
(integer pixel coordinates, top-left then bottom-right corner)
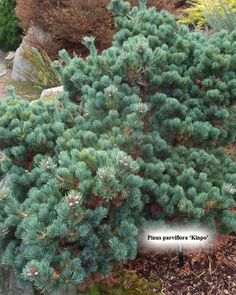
0 0 236 293
0 87 142 293
179 0 236 28
0 0 22 51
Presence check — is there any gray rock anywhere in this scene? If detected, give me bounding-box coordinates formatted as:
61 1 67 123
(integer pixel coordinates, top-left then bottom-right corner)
30 85 64 106
40 86 64 99
11 41 32 81
0 70 7 78
0 266 34 295
0 50 6 59
0 65 5 74
4 51 15 69
5 52 15 61
12 26 52 81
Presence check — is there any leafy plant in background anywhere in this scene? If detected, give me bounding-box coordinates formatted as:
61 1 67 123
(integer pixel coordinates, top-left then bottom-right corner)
21 48 62 90
0 0 22 51
179 0 236 28
204 0 236 32
0 0 236 293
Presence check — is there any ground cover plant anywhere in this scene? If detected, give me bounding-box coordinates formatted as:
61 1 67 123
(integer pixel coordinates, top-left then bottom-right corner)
0 0 236 293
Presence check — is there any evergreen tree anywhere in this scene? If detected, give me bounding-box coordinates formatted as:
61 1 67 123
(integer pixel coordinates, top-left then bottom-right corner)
0 0 236 292
0 0 22 51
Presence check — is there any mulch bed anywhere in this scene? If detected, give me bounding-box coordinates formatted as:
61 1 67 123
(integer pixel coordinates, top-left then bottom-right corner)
123 233 236 295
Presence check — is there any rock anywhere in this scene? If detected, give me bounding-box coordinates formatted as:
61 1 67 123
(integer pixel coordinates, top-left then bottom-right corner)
0 266 34 295
11 41 32 81
0 62 5 74
40 85 64 100
5 51 15 61
0 56 6 78
12 26 52 82
30 85 64 105
5 52 15 69
0 50 6 59
0 70 7 78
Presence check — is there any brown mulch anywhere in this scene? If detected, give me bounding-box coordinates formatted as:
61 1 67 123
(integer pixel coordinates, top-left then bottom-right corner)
123 234 236 295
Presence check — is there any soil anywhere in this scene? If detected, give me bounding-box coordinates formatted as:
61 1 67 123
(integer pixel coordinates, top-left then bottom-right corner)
123 234 236 295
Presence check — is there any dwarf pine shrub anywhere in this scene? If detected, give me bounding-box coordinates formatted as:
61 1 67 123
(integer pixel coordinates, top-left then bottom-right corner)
0 0 236 293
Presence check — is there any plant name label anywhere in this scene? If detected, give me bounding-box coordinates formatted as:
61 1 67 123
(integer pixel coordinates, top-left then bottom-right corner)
140 226 213 249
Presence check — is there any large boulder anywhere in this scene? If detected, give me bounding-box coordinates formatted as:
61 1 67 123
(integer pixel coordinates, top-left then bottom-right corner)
12 26 52 81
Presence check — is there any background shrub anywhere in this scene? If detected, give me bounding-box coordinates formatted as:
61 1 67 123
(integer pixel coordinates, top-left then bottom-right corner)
0 0 22 51
15 0 182 59
179 0 236 28
16 0 115 58
204 0 236 32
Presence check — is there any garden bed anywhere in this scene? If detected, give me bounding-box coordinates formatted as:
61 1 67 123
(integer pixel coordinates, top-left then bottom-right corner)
123 234 236 294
